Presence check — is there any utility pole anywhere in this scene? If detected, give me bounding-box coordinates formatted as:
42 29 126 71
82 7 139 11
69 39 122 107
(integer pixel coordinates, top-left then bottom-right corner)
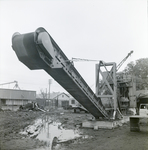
48 79 52 109
46 88 47 107
48 79 52 99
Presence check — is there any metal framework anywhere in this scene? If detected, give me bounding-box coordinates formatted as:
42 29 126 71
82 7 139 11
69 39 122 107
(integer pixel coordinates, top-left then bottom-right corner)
116 50 133 71
95 61 119 119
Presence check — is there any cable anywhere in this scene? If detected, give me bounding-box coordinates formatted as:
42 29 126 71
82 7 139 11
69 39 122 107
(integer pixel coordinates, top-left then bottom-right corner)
72 57 100 62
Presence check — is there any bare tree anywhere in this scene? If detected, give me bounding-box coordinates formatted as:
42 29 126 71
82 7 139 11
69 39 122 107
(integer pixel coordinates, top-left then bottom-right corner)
39 89 47 99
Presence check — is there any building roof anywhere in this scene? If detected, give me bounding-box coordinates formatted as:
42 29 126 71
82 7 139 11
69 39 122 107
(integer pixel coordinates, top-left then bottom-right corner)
52 92 70 99
0 88 36 100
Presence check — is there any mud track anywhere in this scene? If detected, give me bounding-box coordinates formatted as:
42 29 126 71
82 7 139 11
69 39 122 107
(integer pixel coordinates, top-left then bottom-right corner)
0 110 148 150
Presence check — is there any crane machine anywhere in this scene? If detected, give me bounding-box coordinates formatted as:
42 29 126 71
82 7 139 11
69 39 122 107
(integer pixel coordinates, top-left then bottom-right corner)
116 50 133 72
0 81 20 89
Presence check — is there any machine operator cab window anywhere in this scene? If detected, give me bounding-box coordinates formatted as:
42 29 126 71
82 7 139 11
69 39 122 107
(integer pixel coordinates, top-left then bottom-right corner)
139 104 148 117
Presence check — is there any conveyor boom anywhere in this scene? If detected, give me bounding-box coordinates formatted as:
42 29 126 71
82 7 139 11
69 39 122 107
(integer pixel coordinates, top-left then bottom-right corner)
12 27 109 119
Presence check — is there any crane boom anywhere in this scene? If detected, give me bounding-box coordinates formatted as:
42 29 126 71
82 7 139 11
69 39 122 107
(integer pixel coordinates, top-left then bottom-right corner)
0 81 20 89
0 81 17 86
116 50 133 71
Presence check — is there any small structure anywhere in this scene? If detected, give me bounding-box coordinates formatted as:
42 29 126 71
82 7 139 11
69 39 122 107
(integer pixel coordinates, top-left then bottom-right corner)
52 92 79 109
0 88 36 111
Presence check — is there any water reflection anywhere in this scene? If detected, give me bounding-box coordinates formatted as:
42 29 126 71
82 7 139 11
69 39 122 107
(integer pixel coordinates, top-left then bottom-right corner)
21 114 88 150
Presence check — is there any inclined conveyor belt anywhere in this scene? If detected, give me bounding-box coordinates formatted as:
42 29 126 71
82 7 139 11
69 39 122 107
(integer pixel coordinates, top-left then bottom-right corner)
12 27 109 119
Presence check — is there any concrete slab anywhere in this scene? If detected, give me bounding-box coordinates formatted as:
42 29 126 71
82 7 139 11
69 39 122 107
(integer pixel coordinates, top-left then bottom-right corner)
82 116 129 129
82 121 113 129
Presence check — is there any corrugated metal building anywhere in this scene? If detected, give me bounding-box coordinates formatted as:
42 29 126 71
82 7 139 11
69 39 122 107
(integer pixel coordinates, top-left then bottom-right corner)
0 88 36 111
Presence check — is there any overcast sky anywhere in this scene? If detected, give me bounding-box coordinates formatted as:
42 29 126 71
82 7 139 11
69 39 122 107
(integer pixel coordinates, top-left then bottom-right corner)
0 0 147 94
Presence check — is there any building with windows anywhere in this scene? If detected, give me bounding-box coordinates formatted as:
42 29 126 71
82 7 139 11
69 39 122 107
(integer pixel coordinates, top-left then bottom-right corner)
0 88 36 111
51 92 79 109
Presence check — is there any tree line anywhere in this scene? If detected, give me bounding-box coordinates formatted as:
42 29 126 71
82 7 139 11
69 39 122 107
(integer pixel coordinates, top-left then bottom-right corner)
123 58 148 90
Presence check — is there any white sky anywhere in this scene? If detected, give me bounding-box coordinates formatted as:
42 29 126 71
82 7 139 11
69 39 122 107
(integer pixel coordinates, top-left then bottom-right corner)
0 0 147 94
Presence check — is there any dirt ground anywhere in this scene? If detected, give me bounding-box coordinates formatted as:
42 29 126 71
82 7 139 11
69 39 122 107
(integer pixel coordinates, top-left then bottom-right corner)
0 109 148 150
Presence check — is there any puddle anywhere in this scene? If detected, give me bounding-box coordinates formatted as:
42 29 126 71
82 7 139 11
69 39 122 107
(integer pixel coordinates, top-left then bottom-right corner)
20 115 90 150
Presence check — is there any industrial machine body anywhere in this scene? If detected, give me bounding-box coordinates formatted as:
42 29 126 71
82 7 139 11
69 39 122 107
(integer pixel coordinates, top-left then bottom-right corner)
12 27 109 119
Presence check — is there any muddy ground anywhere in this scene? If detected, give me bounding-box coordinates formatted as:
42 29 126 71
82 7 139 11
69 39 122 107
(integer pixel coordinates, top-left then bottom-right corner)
0 109 148 150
